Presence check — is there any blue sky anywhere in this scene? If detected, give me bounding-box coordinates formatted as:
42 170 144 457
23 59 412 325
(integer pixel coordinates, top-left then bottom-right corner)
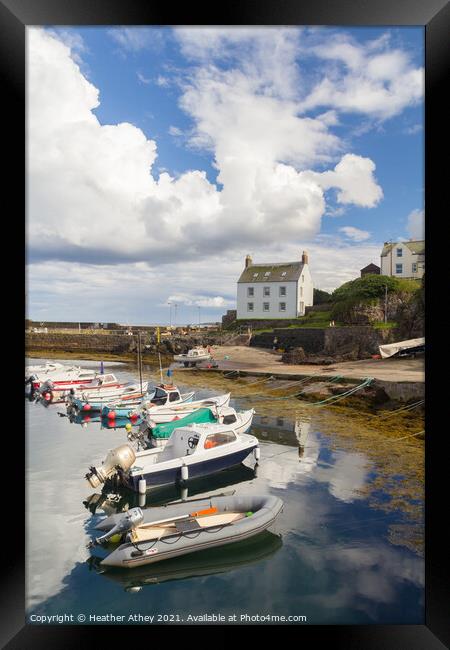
27 26 424 324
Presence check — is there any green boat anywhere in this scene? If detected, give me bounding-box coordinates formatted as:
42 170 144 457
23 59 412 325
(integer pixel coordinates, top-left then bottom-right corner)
149 407 218 445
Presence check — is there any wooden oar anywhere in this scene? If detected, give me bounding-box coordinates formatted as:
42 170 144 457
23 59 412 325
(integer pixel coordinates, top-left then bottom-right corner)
138 506 218 530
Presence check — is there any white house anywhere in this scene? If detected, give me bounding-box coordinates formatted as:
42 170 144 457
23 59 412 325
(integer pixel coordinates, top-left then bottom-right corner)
236 251 314 319
380 240 425 279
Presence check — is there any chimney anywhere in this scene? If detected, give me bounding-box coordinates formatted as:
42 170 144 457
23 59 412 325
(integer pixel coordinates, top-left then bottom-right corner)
301 250 309 265
245 254 253 269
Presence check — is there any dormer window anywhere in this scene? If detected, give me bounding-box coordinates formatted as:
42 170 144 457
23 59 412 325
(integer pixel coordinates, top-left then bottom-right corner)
253 272 259 278
264 271 271 277
281 271 287 277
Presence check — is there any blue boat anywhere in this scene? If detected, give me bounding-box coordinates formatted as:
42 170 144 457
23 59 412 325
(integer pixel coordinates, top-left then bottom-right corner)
86 410 258 492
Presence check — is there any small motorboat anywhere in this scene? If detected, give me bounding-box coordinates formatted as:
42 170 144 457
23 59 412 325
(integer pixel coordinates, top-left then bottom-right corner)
101 384 195 419
145 405 253 448
139 392 230 425
25 361 65 381
173 347 212 367
39 373 127 403
85 411 258 492
67 381 150 411
88 493 283 568
27 365 98 390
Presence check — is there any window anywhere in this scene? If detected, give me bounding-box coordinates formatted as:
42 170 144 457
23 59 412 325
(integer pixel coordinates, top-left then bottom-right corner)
397 248 403 257
396 263 403 274
169 392 180 402
247 302 254 312
264 271 271 277
279 302 286 312
263 302 270 311
204 431 236 449
412 263 418 273
263 286 270 296
300 287 303 297
247 287 254 297
222 414 237 424
253 272 259 278
299 301 304 314
279 286 286 296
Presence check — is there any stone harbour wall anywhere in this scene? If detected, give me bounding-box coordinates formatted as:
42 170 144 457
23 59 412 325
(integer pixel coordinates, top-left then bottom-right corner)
251 326 396 361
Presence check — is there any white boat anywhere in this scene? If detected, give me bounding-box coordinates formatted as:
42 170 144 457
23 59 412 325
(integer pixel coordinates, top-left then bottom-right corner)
27 365 97 389
25 362 65 378
85 409 258 492
140 392 231 425
145 405 258 448
173 347 212 366
101 384 195 418
379 337 425 359
41 373 129 403
67 374 137 400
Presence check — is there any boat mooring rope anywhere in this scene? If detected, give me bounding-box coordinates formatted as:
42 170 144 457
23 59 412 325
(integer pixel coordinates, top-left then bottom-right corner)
377 399 425 418
222 370 240 378
242 375 345 402
393 430 425 441
306 377 374 407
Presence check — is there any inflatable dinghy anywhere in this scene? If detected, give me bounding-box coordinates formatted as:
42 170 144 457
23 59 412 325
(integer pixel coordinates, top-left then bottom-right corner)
90 494 283 568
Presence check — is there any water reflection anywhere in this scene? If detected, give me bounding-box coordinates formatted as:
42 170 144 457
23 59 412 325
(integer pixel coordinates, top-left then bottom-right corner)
87 531 282 590
26 359 424 623
83 463 258 515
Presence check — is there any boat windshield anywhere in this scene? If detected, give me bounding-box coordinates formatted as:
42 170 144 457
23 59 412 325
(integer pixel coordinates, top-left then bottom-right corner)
151 388 168 405
204 431 236 449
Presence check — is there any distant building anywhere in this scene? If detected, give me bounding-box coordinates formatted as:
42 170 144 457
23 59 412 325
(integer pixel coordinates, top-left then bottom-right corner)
380 240 425 279
360 263 380 277
236 251 313 319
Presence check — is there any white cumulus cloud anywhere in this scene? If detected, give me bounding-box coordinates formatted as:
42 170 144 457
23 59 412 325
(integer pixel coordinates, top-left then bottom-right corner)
406 209 424 240
339 226 371 242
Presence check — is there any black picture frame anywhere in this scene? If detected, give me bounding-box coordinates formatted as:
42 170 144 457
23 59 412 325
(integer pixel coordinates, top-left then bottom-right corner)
4 0 448 646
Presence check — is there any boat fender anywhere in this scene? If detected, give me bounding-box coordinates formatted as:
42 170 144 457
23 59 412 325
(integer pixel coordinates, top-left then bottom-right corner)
138 478 146 495
181 464 189 482
254 447 261 462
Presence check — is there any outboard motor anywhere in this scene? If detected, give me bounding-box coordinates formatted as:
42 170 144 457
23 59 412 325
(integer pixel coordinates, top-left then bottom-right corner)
85 444 136 488
88 507 144 547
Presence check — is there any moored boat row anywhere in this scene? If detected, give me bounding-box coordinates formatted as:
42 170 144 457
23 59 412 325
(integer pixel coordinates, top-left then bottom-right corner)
26 360 283 571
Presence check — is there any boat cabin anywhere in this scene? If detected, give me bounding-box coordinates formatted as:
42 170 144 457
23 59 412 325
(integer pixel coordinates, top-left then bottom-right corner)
156 424 239 462
149 384 181 406
186 348 207 357
95 373 118 386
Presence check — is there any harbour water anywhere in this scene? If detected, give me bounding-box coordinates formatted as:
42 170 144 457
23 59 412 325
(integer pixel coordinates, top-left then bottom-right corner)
26 359 424 624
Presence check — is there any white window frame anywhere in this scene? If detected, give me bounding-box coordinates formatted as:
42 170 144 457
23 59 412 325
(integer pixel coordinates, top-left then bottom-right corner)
395 263 403 274
279 302 286 312
263 286 270 297
263 302 270 312
247 302 254 312
279 286 286 296
247 287 254 297
412 263 418 273
397 248 403 257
